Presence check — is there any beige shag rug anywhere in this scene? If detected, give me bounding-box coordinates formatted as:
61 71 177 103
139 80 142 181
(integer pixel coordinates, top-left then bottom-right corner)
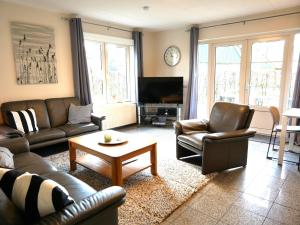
46 151 215 225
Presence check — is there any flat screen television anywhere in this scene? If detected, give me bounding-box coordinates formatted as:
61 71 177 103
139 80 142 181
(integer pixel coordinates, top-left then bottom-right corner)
138 77 183 104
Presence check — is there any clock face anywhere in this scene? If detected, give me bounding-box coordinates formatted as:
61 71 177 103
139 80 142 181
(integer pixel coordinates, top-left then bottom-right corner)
164 46 181 67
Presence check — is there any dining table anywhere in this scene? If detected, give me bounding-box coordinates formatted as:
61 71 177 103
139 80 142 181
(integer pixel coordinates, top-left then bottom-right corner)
278 108 300 165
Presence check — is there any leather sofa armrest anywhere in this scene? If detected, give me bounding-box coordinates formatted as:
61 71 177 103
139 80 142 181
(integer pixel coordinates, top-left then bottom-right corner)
0 125 24 138
175 119 208 135
34 186 126 225
91 114 106 131
0 137 30 154
203 128 256 141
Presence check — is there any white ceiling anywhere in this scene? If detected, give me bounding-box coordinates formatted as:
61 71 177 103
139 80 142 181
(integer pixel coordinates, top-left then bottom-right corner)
4 0 300 30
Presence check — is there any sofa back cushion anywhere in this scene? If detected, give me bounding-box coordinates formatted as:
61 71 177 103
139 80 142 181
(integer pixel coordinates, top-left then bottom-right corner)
208 102 250 133
45 97 80 127
1 100 50 129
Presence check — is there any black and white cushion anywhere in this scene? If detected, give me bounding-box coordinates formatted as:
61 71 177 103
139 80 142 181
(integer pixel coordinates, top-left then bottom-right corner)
8 108 39 133
0 169 74 221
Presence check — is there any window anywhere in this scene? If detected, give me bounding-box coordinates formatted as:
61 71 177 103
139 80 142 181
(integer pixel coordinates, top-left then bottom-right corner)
214 44 242 103
106 44 130 102
84 34 134 104
197 44 209 118
248 40 285 107
287 33 300 108
196 32 299 116
85 40 105 103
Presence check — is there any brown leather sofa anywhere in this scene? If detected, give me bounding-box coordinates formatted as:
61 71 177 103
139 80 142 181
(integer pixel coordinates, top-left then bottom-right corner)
0 97 105 150
0 137 125 225
175 102 256 175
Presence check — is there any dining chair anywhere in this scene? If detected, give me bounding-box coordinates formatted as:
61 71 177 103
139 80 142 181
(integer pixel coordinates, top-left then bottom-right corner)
266 106 300 160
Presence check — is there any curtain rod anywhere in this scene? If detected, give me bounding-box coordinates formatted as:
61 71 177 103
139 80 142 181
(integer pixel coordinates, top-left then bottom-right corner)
62 17 133 33
186 11 300 31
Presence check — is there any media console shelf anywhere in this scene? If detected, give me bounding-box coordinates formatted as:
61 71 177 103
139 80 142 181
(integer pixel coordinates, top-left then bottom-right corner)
137 104 182 126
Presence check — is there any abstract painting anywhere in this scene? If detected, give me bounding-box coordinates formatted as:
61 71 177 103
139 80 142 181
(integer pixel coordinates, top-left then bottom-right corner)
11 22 58 84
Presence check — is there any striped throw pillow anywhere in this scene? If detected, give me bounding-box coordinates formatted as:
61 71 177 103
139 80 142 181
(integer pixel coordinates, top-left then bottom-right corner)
0 168 74 221
8 108 39 133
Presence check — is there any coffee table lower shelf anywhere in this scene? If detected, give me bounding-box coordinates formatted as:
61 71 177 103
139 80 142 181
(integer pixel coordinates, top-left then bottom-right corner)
75 154 152 182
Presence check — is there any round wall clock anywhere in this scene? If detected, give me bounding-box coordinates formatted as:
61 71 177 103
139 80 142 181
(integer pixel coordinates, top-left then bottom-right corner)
164 45 181 67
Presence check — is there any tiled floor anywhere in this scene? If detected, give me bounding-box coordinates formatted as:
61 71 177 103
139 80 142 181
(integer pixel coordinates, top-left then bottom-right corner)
120 126 300 225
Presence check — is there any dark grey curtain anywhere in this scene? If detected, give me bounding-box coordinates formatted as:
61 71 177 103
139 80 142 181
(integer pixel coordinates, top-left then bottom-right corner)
292 53 300 145
132 31 144 78
184 26 199 119
70 18 92 105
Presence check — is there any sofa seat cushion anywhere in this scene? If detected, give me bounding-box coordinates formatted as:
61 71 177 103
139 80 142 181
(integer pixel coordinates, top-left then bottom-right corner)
58 123 99 137
177 132 209 151
42 171 96 202
14 152 57 174
25 128 66 145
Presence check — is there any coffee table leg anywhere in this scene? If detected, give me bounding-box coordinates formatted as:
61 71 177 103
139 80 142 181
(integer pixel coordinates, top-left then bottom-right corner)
112 158 123 186
69 142 77 171
150 143 157 176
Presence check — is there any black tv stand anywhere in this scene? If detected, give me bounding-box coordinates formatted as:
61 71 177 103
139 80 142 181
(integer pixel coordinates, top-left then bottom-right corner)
137 104 182 126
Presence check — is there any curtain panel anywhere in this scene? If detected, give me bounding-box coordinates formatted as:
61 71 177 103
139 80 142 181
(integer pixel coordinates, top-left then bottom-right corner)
70 18 92 105
132 31 144 78
184 27 199 119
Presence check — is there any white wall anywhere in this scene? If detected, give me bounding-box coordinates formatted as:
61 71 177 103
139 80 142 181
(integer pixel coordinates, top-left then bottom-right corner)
0 2 74 123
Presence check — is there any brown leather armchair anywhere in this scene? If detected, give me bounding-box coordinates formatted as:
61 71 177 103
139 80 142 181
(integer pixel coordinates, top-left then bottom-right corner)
175 102 256 175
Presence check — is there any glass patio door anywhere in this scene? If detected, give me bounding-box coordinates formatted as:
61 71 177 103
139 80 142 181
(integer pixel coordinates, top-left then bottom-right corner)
213 44 243 103
246 39 286 108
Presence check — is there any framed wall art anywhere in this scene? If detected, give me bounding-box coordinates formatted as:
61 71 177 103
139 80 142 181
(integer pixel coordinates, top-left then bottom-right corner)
11 22 58 84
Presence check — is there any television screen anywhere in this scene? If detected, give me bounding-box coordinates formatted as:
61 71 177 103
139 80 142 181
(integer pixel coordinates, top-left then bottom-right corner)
138 77 183 104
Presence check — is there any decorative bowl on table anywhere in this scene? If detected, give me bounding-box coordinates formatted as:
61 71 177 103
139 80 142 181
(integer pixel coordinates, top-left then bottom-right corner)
98 130 128 145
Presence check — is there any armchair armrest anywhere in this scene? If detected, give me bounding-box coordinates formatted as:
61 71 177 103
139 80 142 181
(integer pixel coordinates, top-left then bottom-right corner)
34 186 126 225
203 129 256 141
0 125 24 138
0 137 30 154
175 119 208 135
91 114 106 131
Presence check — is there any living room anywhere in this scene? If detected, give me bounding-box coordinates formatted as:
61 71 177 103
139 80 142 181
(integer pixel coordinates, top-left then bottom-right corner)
0 0 300 225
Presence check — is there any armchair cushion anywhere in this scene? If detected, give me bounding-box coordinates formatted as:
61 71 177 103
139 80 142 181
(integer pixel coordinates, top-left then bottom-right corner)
203 128 256 141
177 132 209 151
175 119 208 135
208 102 251 133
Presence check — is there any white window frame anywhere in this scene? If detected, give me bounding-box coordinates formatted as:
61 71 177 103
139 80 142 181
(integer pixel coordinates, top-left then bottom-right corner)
84 33 135 104
199 30 300 117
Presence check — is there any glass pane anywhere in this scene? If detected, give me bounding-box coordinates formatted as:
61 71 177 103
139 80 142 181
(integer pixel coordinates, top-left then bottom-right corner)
197 44 209 119
85 40 105 103
106 44 129 102
287 33 300 108
248 40 285 107
214 45 241 103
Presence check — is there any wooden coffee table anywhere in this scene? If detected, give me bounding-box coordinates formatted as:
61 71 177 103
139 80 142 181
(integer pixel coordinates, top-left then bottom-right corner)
68 131 157 186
